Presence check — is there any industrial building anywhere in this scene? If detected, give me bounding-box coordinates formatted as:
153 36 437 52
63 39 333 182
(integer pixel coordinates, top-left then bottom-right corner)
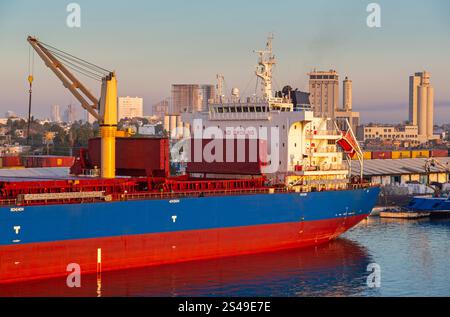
351 157 450 185
409 71 437 141
362 124 420 144
309 71 360 132
171 84 215 114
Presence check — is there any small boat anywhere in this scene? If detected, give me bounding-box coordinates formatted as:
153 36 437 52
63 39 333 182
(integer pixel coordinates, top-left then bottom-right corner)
379 207 430 219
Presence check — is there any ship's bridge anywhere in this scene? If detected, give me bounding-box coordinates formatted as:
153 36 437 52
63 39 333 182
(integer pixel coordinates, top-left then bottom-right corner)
207 97 312 122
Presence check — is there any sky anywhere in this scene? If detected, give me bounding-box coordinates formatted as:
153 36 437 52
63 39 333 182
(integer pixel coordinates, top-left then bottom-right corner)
0 0 449 123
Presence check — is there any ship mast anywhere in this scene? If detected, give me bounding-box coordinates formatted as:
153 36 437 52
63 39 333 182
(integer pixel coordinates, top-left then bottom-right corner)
254 34 276 100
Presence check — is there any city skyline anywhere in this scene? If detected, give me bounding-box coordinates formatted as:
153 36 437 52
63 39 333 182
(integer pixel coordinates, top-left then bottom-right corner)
0 0 449 123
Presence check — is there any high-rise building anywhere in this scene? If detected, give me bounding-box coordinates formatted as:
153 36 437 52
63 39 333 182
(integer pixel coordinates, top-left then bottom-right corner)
152 98 170 120
171 84 201 115
409 71 434 138
170 84 215 114
64 104 76 123
200 85 216 112
308 70 339 118
118 96 144 120
51 105 61 122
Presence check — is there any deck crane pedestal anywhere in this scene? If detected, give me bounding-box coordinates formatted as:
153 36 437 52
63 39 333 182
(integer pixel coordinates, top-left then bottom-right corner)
27 36 117 178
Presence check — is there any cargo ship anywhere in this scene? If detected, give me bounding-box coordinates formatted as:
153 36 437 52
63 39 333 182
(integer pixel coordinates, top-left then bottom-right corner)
0 36 380 284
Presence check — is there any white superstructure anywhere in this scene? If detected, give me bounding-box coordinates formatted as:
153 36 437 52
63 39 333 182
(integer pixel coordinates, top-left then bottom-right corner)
183 36 362 188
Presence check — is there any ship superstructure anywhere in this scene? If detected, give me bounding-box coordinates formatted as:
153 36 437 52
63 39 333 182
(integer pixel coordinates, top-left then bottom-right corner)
183 35 362 188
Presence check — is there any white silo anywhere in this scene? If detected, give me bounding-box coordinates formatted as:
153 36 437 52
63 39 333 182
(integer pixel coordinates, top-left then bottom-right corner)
170 115 177 139
164 115 170 134
418 86 428 136
427 86 434 137
176 115 183 139
343 77 352 111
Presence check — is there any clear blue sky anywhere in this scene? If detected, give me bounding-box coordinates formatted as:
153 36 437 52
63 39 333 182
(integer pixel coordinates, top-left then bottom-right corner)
0 0 449 123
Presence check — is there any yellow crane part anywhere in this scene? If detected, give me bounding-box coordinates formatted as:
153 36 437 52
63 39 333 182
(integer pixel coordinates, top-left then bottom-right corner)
100 74 117 179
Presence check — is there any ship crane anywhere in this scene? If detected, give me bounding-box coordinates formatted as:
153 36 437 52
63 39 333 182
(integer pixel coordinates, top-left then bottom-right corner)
27 36 118 178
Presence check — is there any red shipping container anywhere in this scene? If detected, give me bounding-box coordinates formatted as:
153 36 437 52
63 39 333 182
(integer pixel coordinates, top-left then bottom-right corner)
187 138 267 175
21 156 75 168
372 151 392 160
0 156 22 168
430 150 448 158
88 137 170 177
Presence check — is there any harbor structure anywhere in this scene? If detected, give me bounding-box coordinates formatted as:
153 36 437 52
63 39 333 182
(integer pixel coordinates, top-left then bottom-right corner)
351 157 450 186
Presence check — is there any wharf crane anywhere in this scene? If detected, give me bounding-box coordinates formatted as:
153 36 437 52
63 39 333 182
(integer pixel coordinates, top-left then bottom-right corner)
27 36 119 178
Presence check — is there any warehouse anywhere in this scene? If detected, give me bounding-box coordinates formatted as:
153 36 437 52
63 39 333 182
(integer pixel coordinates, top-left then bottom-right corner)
351 157 450 185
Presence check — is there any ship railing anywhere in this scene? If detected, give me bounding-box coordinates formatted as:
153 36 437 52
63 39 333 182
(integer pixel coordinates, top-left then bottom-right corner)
0 199 16 206
119 188 277 201
348 182 378 190
0 184 378 207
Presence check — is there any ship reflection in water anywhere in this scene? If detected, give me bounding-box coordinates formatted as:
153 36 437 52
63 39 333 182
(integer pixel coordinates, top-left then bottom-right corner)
2 238 374 297
4 216 450 297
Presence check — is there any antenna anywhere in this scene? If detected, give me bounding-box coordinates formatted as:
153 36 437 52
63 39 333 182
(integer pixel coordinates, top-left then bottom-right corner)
254 34 276 100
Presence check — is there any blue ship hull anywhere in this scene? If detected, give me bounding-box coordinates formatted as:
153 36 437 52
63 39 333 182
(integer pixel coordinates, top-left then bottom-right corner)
408 196 450 214
0 187 380 283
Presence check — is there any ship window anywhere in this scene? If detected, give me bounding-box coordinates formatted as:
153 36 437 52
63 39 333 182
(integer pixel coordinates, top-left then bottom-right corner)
243 107 249 112
256 107 261 112
230 107 236 113
250 107 255 112
224 107 230 113
218 107 223 113
237 107 242 112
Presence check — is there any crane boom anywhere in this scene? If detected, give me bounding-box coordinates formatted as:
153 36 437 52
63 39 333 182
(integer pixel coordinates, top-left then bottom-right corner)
27 36 102 121
27 36 117 178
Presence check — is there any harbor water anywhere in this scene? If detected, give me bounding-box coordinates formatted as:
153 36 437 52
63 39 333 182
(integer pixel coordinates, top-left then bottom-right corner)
2 216 450 297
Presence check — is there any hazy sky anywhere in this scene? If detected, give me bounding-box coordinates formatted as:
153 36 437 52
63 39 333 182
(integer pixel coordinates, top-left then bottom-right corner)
0 0 449 123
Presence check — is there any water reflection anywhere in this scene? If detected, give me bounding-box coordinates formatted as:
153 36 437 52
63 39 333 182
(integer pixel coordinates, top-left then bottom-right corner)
1 238 375 297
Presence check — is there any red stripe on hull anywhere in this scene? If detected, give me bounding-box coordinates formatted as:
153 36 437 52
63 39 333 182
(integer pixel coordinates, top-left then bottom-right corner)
0 214 368 284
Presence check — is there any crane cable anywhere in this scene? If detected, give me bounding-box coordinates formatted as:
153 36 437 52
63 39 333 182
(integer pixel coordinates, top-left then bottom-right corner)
26 46 35 145
38 40 111 79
